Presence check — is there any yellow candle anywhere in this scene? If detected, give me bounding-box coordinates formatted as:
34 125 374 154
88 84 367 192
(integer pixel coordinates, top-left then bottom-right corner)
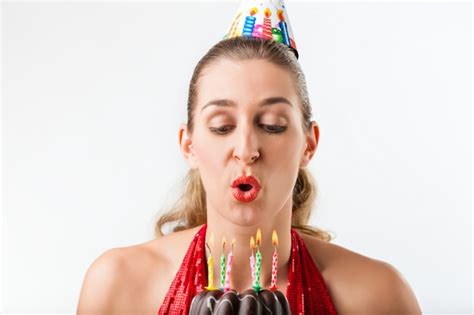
206 255 217 290
205 233 217 290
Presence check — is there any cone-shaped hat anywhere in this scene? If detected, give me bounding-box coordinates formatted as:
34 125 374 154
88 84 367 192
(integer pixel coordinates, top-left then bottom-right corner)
223 0 299 59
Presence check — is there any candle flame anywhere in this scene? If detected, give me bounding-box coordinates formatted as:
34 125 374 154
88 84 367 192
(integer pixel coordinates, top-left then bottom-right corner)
222 236 226 251
250 236 255 248
264 7 272 18
277 9 285 21
250 7 258 16
272 230 278 246
231 238 236 249
256 229 262 246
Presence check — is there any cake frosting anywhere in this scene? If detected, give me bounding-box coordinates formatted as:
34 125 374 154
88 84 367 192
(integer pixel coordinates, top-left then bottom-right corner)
189 288 291 314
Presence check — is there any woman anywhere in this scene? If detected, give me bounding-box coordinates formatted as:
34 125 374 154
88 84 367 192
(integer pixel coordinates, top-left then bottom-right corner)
77 37 422 314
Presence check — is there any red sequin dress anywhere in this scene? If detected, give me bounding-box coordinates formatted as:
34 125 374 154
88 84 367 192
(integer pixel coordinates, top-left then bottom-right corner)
158 224 337 314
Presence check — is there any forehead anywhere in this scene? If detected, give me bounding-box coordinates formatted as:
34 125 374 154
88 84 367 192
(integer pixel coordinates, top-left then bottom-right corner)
196 58 299 112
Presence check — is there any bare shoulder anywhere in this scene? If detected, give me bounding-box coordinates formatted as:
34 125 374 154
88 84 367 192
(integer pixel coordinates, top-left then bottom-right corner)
77 247 135 314
77 226 202 315
300 233 422 315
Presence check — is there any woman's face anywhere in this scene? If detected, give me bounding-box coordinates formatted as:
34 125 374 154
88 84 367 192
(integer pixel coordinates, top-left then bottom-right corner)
179 58 318 226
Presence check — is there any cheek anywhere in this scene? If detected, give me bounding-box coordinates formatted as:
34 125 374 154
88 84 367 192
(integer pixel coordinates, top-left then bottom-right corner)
192 136 226 174
266 133 303 160
193 144 226 197
196 146 222 168
264 135 304 183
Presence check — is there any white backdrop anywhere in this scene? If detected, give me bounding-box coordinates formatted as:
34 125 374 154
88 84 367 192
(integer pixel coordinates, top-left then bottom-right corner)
2 1 472 314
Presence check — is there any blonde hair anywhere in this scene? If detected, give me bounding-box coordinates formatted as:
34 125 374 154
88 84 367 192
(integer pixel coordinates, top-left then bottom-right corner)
155 37 335 242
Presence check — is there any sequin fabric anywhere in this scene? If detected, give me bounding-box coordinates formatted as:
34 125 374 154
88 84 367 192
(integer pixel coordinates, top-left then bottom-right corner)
158 224 337 314
157 225 207 314
287 228 337 315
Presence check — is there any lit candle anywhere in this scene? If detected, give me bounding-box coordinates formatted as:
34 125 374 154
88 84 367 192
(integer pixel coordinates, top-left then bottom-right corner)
269 230 279 291
224 238 235 292
252 229 262 292
249 236 256 285
277 9 290 46
220 237 226 289
242 7 258 37
205 233 217 290
262 8 273 40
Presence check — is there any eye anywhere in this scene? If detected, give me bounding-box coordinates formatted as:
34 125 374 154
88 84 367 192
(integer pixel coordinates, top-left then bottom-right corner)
209 125 233 135
209 124 287 135
259 124 287 133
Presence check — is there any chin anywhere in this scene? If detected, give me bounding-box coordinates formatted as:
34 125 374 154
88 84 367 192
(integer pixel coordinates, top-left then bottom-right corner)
226 207 266 227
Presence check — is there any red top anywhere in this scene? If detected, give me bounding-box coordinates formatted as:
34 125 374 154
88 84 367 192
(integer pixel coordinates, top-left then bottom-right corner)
158 224 337 314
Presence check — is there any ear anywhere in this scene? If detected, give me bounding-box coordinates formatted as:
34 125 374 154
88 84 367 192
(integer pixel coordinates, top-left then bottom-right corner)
300 121 319 168
179 123 198 169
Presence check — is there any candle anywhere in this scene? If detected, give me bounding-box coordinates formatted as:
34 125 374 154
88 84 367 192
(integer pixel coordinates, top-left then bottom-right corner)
224 238 235 292
249 236 256 285
262 8 273 40
277 9 290 46
269 230 279 291
242 7 258 37
206 253 217 290
252 229 262 292
205 233 217 290
220 237 226 289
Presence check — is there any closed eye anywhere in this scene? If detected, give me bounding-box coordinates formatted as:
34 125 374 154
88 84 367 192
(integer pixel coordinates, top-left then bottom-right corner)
259 124 287 133
209 124 287 135
209 125 233 134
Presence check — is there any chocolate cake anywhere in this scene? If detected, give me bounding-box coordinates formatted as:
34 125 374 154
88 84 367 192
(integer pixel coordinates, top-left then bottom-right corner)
189 288 291 314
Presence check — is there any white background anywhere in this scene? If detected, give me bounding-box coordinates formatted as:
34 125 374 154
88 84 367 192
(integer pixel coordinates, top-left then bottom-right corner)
2 1 472 314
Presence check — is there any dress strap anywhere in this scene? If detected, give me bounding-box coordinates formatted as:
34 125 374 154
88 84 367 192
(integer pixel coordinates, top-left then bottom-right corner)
158 224 207 314
287 228 338 315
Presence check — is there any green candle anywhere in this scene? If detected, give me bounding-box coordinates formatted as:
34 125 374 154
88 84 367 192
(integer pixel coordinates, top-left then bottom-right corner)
253 248 262 291
252 229 262 292
220 237 226 289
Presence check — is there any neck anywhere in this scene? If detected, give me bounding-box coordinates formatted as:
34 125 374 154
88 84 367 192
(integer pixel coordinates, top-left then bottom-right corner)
205 203 292 292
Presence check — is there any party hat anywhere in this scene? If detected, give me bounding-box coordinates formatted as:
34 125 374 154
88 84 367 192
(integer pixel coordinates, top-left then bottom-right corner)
223 0 299 59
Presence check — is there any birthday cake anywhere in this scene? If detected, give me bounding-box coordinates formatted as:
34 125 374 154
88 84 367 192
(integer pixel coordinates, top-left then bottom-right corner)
189 288 291 314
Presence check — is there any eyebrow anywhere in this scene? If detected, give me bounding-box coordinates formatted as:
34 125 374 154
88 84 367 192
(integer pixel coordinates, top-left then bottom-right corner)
200 97 293 113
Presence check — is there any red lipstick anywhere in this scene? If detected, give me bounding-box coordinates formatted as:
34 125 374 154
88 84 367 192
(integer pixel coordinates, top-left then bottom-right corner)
231 175 261 203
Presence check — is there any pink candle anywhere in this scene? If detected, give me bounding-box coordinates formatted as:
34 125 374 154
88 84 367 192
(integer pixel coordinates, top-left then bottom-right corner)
224 239 235 292
249 236 256 284
269 230 279 291
262 8 273 39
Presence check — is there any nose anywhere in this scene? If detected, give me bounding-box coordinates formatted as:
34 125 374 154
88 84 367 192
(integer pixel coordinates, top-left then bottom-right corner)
233 125 260 165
